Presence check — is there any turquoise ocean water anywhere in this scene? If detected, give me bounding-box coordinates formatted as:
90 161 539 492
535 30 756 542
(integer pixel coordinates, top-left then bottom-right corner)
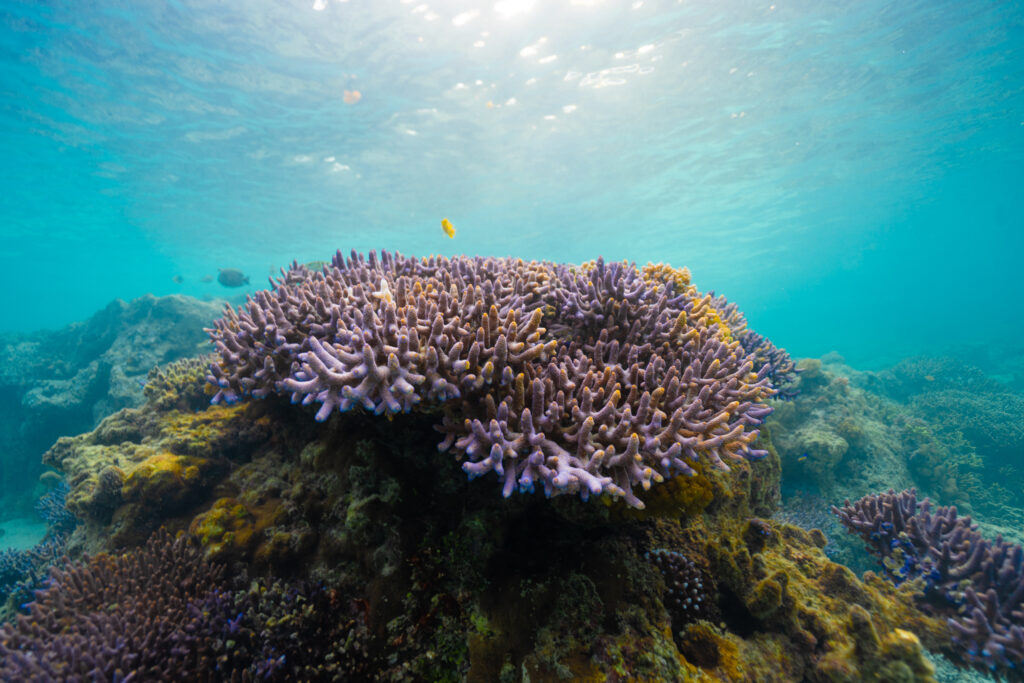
2 0 1021 366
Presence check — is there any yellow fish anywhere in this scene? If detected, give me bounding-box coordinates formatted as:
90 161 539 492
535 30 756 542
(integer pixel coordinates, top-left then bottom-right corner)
441 218 456 239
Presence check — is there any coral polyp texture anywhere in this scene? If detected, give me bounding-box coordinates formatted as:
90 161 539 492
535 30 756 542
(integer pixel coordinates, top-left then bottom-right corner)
645 548 713 626
207 250 781 508
833 488 1024 675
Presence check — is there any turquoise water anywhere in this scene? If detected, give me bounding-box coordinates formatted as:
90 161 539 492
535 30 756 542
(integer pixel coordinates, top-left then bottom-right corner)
2 0 1021 366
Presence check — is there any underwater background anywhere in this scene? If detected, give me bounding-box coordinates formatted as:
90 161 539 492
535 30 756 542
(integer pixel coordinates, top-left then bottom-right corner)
2 1 1023 681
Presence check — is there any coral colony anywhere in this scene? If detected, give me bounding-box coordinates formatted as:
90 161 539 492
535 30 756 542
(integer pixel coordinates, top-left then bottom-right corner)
0 531 370 681
833 489 1024 673
207 250 790 509
0 483 75 619
645 548 711 625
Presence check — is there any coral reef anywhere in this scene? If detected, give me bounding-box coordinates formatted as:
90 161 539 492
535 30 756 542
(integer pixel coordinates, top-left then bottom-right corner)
911 389 1024 470
0 529 371 681
873 357 1002 403
768 355 983 511
0 480 75 621
0 295 224 511
16 252 954 682
854 354 1024 527
833 489 1024 676
207 251 782 508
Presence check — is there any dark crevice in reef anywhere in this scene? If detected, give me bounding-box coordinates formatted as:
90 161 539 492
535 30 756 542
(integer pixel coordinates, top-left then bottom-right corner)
716 586 760 638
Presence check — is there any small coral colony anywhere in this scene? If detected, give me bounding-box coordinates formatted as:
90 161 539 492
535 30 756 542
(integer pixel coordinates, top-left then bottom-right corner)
2 249 1022 681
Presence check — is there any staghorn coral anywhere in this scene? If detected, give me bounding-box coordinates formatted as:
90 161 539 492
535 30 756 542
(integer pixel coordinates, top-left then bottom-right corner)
709 294 799 399
0 530 229 680
833 489 1024 676
32 481 76 536
207 250 780 509
1 481 76 621
29 249 953 681
0 529 372 681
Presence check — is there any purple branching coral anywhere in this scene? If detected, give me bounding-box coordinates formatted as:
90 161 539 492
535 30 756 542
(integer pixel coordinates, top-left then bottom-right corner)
710 294 798 400
833 489 1024 674
0 530 371 681
33 481 76 537
207 251 780 508
2 482 75 618
0 530 229 680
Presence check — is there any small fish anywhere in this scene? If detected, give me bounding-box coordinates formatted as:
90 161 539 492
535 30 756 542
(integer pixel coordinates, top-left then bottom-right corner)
343 89 361 104
924 375 935 382
797 452 809 463
172 275 184 284
441 218 456 239
200 274 214 283
217 268 250 288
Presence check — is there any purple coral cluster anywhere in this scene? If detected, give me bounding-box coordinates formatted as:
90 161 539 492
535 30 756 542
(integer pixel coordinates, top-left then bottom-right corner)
646 548 712 625
1 482 75 616
710 295 798 400
0 530 371 681
207 251 779 508
33 481 76 536
833 489 1024 673
1 530 229 679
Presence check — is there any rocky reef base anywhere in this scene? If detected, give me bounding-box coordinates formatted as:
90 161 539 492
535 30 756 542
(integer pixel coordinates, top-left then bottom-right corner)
19 368 950 683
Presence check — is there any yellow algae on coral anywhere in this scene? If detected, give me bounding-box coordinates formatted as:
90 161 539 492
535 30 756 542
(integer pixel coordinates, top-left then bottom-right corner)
121 452 212 503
